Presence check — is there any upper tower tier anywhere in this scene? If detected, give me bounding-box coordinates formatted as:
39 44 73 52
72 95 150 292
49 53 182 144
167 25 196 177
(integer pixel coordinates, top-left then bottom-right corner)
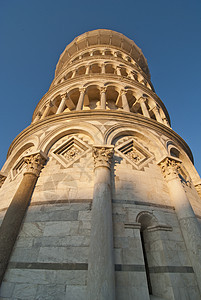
32 29 170 126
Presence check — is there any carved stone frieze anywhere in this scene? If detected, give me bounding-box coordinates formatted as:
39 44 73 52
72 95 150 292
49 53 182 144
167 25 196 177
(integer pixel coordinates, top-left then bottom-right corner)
24 152 47 177
93 146 114 169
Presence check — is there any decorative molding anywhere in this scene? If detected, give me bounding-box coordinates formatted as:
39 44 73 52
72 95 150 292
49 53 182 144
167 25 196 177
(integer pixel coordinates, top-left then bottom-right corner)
147 224 173 232
93 145 114 169
124 223 141 229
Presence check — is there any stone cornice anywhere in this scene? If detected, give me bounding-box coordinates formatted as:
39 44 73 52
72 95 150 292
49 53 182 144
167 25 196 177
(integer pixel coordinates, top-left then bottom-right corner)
6 111 193 163
32 74 169 123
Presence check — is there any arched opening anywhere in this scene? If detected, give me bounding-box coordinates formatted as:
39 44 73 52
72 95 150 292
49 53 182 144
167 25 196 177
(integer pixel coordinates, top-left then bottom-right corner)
67 88 79 110
65 71 73 79
120 67 128 77
93 50 102 56
170 147 180 158
116 52 123 58
72 56 79 63
77 66 86 76
105 86 118 109
105 64 115 74
105 50 112 56
90 64 101 74
83 52 90 58
126 90 136 109
126 56 132 62
86 86 101 109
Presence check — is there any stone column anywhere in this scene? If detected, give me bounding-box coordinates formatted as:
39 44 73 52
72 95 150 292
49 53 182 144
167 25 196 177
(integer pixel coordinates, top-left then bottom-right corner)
116 67 121 76
41 102 52 119
138 97 150 118
0 152 47 285
33 112 42 123
71 70 76 78
76 88 85 111
159 157 201 294
86 65 90 75
100 87 107 109
121 90 130 112
56 93 67 114
101 64 105 74
87 146 115 300
152 105 163 123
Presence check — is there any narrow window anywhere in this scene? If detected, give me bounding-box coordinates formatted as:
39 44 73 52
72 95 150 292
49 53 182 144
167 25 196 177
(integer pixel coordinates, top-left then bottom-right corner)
140 231 152 295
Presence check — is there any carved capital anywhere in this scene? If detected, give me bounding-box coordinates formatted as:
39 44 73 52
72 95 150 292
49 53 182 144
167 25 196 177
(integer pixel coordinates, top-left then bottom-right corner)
93 146 114 169
60 93 67 100
100 87 107 94
158 157 181 181
24 152 47 177
0 172 7 188
120 89 127 96
79 88 85 94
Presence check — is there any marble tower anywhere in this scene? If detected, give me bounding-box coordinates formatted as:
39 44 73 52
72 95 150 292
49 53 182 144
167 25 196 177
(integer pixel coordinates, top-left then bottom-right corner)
0 30 201 300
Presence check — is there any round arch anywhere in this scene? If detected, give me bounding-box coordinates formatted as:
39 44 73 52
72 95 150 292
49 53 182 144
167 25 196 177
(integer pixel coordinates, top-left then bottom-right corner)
104 124 167 160
39 121 104 154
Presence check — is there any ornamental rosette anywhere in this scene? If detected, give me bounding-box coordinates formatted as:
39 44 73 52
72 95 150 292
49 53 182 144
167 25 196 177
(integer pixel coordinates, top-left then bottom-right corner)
93 146 114 169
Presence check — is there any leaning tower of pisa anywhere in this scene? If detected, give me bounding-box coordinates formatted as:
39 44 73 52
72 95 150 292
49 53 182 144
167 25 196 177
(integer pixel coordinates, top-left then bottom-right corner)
0 29 201 300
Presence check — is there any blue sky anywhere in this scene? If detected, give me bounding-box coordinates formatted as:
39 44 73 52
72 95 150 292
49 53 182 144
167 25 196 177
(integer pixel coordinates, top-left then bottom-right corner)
0 0 201 176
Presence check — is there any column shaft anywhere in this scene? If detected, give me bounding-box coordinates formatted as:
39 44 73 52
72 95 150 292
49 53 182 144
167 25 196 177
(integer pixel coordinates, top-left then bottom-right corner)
139 98 150 118
0 152 46 285
56 95 66 114
76 89 85 111
87 146 115 300
41 103 51 119
100 89 106 109
160 158 201 295
153 106 163 123
121 92 130 112
116 68 121 76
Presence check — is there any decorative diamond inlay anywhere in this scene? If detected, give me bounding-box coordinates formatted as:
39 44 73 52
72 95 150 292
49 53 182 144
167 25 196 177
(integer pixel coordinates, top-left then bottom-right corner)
115 138 154 170
51 136 91 168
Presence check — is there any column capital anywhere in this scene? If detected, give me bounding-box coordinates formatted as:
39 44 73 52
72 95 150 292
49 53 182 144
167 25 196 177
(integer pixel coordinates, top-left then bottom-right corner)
92 145 114 169
100 87 107 94
158 156 182 181
24 151 47 177
120 89 127 96
79 88 85 94
60 93 67 100
137 96 147 103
